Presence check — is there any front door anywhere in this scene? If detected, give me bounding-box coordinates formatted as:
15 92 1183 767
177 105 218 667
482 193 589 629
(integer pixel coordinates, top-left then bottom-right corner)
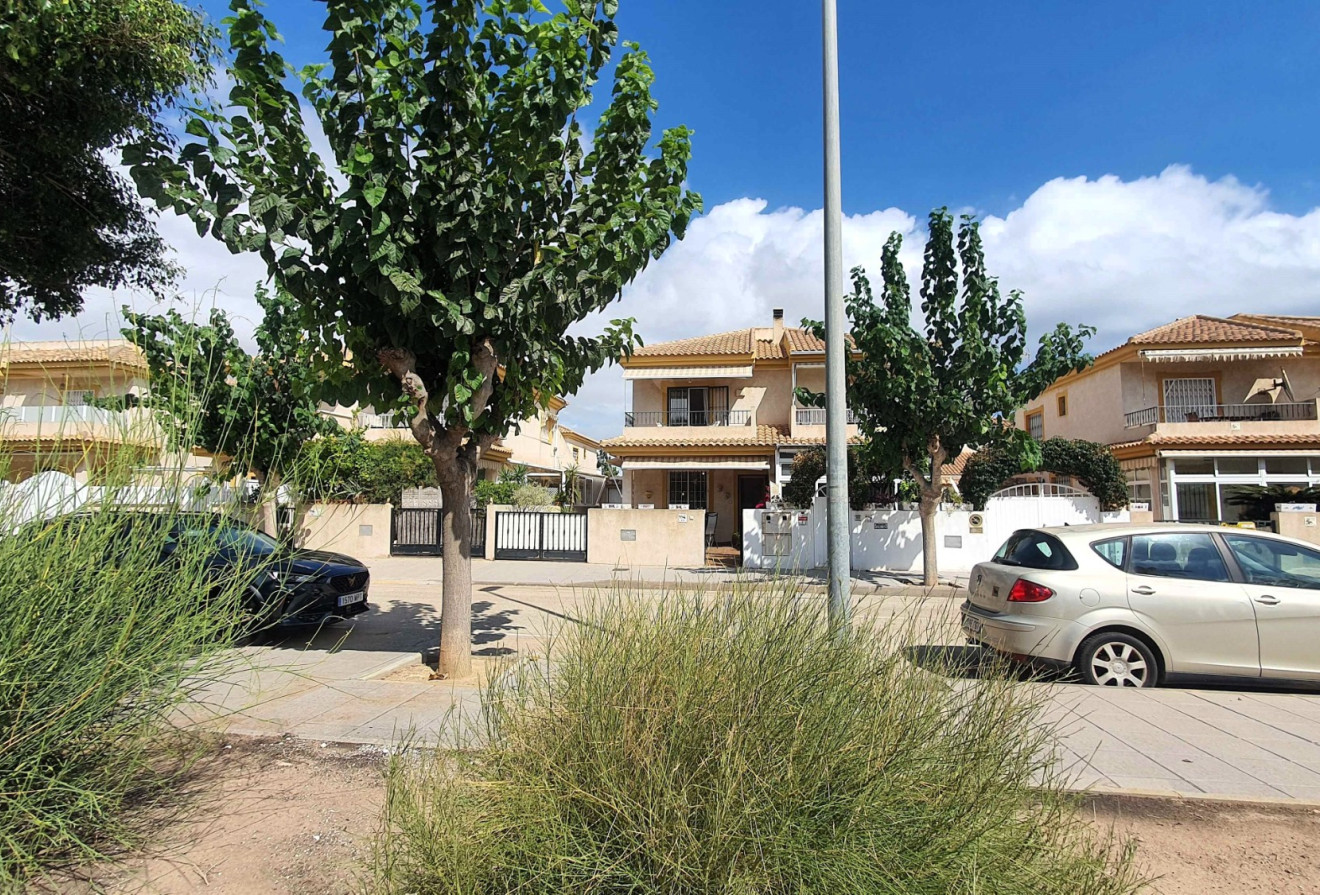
1222 533 1320 681
1127 532 1260 678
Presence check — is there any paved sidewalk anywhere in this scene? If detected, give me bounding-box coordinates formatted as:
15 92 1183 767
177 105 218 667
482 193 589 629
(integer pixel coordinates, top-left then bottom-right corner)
186 568 1320 803
376 556 970 591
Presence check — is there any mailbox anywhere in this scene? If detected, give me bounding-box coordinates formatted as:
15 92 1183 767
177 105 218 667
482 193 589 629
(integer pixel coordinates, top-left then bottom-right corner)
762 510 794 557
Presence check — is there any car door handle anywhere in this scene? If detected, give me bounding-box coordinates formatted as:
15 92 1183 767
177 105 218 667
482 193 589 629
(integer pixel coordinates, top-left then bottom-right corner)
1131 586 1156 595
1255 594 1281 606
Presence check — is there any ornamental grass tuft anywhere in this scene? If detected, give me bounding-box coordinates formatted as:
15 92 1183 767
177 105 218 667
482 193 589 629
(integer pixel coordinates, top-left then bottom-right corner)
376 583 1145 895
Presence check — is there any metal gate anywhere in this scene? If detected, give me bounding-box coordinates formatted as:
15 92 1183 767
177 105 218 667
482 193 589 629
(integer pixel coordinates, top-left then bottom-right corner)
494 510 588 561
390 508 487 556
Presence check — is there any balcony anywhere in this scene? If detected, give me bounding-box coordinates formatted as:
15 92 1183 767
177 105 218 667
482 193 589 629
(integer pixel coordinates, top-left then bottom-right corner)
624 410 752 427
794 407 859 426
1124 402 1319 429
0 404 153 444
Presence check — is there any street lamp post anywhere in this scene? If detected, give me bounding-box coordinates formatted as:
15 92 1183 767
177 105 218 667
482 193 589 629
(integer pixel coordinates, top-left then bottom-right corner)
821 0 851 632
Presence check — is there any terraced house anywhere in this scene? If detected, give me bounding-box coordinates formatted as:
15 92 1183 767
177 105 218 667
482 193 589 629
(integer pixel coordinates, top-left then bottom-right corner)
1016 314 1320 523
603 310 860 545
0 340 159 481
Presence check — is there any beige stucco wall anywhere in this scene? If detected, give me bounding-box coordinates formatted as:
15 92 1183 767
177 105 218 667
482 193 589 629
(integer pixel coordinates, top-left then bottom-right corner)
1017 362 1127 445
294 503 394 558
618 468 763 544
1273 509 1320 547
626 368 795 429
586 508 706 567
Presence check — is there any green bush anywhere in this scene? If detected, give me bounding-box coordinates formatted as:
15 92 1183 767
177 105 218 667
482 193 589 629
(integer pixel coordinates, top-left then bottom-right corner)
474 479 516 507
780 446 888 510
0 484 262 886
511 483 552 508
298 433 436 504
961 438 1128 511
376 587 1141 895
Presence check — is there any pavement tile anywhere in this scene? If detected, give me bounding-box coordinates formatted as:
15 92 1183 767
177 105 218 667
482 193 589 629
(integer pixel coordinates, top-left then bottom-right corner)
1273 785 1320 801
1085 750 1179 780
1097 776 1203 795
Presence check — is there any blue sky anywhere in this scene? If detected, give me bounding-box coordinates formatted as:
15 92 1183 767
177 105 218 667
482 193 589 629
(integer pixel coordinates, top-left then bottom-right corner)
34 1 1320 438
193 0 1320 218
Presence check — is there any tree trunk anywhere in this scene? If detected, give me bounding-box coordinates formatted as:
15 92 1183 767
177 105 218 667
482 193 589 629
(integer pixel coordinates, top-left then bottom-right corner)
918 489 939 587
436 468 474 679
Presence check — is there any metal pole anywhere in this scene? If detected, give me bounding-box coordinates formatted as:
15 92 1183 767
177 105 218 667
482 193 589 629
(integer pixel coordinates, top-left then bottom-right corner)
822 0 850 631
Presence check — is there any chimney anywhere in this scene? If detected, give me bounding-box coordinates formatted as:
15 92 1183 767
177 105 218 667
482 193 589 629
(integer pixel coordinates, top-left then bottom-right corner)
772 308 784 339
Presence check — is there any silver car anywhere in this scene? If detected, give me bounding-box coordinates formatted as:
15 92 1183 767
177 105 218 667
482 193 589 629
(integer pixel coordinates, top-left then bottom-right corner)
961 523 1320 688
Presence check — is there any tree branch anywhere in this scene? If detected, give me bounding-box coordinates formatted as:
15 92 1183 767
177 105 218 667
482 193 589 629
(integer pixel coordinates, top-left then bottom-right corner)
378 347 435 451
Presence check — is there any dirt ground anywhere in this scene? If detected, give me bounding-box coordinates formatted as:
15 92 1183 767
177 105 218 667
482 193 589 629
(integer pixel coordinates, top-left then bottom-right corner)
52 737 1320 895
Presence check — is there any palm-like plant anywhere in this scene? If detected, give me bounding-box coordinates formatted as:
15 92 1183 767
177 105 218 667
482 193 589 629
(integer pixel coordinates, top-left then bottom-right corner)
1224 484 1320 521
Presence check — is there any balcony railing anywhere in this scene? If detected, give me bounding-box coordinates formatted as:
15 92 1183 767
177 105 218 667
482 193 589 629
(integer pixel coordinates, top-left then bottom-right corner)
1124 402 1318 428
0 404 127 424
794 407 858 426
357 411 410 429
624 409 752 427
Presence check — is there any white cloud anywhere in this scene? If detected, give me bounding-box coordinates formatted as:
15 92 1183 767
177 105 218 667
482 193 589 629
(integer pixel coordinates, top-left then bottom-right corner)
24 165 1320 444
562 166 1320 438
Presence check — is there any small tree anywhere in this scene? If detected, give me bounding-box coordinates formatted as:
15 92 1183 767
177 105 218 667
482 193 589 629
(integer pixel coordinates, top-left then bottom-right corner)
780 447 886 511
124 285 336 497
132 1 699 676
804 210 1093 585
0 0 216 320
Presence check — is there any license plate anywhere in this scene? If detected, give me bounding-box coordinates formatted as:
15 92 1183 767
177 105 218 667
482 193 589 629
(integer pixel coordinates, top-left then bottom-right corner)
965 615 984 638
337 591 365 608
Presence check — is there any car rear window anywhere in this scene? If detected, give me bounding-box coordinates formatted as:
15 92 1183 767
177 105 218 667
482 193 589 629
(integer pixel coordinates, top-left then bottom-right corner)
993 530 1079 571
1091 537 1127 570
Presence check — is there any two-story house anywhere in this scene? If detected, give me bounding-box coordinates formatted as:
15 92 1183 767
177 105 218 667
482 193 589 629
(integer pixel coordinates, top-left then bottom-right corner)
1016 314 1320 523
0 340 163 481
602 310 861 544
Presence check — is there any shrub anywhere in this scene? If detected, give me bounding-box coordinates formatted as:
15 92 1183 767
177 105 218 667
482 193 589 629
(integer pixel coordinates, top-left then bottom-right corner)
0 478 262 886
961 438 1128 511
376 586 1141 895
298 433 435 504
511 483 552 508
780 446 889 510
474 479 516 507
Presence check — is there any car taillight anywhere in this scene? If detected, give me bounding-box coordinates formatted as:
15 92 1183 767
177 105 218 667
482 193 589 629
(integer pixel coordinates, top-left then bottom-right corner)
1007 579 1054 602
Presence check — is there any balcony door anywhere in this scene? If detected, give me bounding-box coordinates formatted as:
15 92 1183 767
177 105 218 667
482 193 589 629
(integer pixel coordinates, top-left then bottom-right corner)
668 386 728 426
1163 377 1217 422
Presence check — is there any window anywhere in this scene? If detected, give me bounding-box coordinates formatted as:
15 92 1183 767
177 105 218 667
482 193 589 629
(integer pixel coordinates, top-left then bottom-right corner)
1265 457 1309 476
1026 410 1043 440
1175 482 1218 522
668 471 708 509
1057 394 1068 417
1163 377 1217 421
993 531 1078 571
1131 533 1229 581
1092 537 1127 570
667 386 729 426
1216 457 1258 476
1224 535 1320 590
572 447 580 461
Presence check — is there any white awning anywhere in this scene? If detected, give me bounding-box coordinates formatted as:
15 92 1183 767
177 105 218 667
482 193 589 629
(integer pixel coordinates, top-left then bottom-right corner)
622 455 770 471
623 365 754 381
1139 346 1303 362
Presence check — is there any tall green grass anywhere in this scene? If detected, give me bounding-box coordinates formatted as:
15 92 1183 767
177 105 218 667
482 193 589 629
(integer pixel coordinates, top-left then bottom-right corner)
377 583 1144 894
0 458 267 887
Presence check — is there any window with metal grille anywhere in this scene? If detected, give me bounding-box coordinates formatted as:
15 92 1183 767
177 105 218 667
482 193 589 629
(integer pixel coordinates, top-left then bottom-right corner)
668 470 708 509
1026 411 1043 440
1163 378 1217 421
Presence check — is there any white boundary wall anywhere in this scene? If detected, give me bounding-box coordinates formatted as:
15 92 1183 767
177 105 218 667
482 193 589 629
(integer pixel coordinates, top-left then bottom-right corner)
743 495 1129 575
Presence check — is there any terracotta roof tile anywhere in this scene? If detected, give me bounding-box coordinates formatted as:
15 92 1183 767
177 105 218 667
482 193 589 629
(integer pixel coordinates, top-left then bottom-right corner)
633 329 752 358
603 424 788 449
753 336 787 359
785 328 826 352
941 448 976 478
1110 433 1320 450
1129 316 1302 346
0 340 147 368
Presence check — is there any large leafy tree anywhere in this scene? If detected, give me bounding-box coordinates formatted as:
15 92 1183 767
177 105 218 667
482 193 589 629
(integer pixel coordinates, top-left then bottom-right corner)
803 209 1093 585
131 0 700 676
124 285 336 490
0 0 216 320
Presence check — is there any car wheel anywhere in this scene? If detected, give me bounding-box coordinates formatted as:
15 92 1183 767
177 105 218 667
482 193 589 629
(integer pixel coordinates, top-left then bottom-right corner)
1076 633 1158 688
